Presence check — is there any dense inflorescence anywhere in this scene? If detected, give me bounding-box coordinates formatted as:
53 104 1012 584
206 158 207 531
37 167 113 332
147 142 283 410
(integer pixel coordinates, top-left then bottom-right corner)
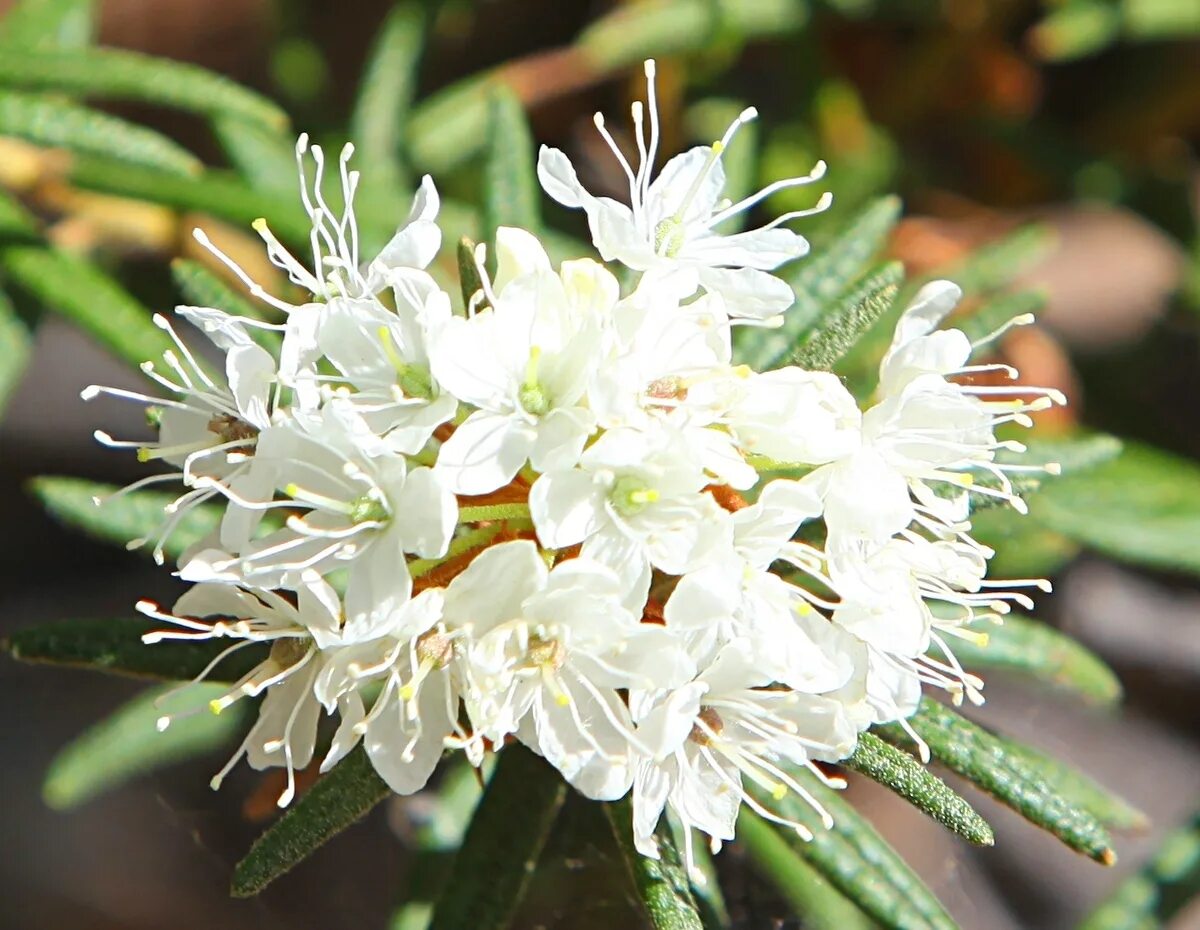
86 60 1062 877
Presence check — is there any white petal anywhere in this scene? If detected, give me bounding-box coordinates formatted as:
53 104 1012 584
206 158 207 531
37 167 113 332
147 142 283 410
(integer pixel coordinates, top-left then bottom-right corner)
529 406 595 474
529 469 606 549
443 539 547 631
695 266 795 318
392 466 458 558
435 411 533 495
683 226 808 270
494 226 552 292
537 145 593 210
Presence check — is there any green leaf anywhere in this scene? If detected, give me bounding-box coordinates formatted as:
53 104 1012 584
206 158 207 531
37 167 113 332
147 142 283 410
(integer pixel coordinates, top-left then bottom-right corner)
951 613 1122 707
1025 440 1200 577
667 818 730 929
31 477 222 561
0 284 32 414
69 158 311 245
0 0 93 49
212 115 297 191
878 698 1117 865
947 225 1054 296
428 744 567 930
745 766 958 929
0 245 172 369
351 1 425 195
736 810 871 930
968 506 1080 579
0 89 201 175
0 185 38 238
4 616 262 682
1078 808 1200 930
1001 740 1146 832
1029 2 1122 62
0 47 287 127
847 732 994 846
43 681 246 809
483 87 540 248
791 260 903 371
606 797 705 930
232 746 391 897
738 195 900 371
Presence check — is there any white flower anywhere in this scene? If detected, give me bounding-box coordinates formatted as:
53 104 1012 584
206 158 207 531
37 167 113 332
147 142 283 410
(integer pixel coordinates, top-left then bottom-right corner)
529 424 733 605
313 587 465 794
664 478 858 692
631 640 857 873
136 581 349 806
430 228 607 494
186 405 456 591
537 60 830 319
82 309 280 564
443 540 694 800
804 281 1066 548
316 270 458 455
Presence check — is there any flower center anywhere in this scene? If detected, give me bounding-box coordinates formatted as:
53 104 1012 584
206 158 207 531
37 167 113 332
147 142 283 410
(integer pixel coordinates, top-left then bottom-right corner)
609 474 660 517
527 633 567 671
689 707 724 746
378 326 435 400
518 346 552 417
349 493 389 524
208 413 259 447
415 629 455 669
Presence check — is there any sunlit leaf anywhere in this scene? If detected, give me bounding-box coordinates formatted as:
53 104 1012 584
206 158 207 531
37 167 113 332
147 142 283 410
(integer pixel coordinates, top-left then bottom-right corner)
0 245 172 368
351 1 425 195
952 613 1122 707
43 681 246 809
879 699 1117 865
745 766 958 929
0 47 287 127
31 477 221 561
0 89 202 174
847 731 994 845
483 86 540 248
0 0 93 49
212 115 297 191
606 797 705 930
792 260 903 371
232 746 391 897
1026 440 1200 577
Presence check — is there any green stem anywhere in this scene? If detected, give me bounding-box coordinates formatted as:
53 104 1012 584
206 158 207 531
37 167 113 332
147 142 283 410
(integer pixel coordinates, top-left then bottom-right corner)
605 798 705 930
458 503 531 523
409 523 509 579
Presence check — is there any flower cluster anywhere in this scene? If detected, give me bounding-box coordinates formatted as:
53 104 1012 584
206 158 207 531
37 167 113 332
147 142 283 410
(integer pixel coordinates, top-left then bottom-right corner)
87 61 1062 875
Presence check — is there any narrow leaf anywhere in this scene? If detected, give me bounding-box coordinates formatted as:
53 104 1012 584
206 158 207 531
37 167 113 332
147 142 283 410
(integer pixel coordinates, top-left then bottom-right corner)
232 746 390 897
4 616 262 682
878 698 1118 865
0 0 93 49
457 236 486 312
667 818 730 929
736 810 872 930
31 477 221 561
1079 809 1200 930
0 47 287 127
951 613 1122 707
1 245 171 368
738 196 900 371
791 260 903 371
947 224 1053 296
483 87 540 245
746 767 958 929
0 185 40 237
605 797 704 930
212 115 298 191
70 158 311 245
0 284 32 413
43 681 245 809
0 89 201 175
428 744 567 930
846 732 994 846
1027 440 1200 577
1000 739 1146 831
351 1 425 194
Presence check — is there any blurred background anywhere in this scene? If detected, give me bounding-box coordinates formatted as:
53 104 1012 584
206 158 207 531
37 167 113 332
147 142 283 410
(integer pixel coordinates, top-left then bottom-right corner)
1 0 1199 927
